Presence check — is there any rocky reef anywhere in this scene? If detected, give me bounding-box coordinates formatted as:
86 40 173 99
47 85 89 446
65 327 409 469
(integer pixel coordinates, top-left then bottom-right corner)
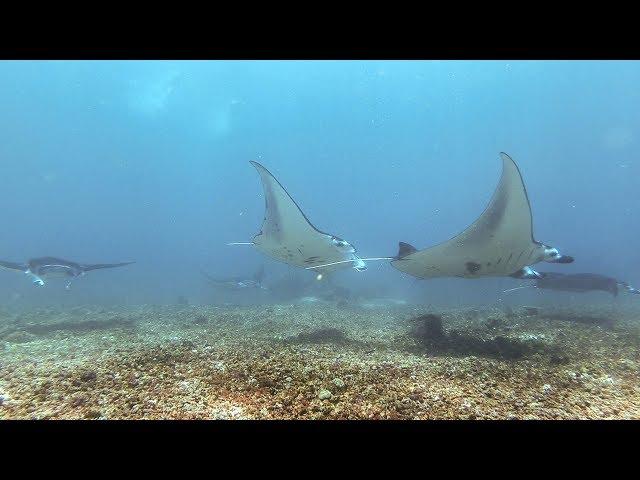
0 303 638 420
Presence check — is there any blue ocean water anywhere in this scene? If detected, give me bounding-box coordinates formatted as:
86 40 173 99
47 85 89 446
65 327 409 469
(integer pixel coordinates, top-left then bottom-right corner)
0 60 638 307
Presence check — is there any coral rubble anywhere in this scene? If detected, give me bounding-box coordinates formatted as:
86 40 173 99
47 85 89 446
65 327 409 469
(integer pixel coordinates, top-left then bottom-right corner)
0 303 638 420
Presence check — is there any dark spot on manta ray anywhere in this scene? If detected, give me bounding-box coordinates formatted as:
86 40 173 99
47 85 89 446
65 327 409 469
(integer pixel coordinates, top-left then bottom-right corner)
297 249 303 255
465 262 481 274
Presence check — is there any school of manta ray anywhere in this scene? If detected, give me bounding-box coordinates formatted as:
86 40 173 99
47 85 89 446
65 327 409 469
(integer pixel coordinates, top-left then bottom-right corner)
1 152 639 296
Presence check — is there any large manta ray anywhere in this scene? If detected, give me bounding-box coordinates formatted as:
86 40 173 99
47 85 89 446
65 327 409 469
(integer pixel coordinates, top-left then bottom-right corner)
230 161 382 274
0 257 135 289
391 152 574 279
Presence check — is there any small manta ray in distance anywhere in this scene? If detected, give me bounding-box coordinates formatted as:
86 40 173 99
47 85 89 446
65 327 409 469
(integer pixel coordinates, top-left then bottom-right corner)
200 265 268 291
0 257 135 290
504 272 640 296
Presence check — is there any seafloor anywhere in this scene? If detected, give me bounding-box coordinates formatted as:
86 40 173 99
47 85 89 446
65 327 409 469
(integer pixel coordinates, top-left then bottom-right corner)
1 302 639 419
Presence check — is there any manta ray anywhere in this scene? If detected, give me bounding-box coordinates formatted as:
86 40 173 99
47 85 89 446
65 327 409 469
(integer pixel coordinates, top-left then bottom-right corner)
230 161 389 274
505 272 640 296
200 265 267 291
391 152 574 280
0 257 135 289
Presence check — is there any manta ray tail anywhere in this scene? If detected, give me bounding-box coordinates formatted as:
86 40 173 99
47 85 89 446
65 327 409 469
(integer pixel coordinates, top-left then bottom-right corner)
304 257 394 270
0 260 28 272
502 285 536 293
81 261 135 272
396 242 418 259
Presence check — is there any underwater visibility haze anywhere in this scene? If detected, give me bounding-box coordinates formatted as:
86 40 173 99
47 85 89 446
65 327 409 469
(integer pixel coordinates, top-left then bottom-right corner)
0 60 639 420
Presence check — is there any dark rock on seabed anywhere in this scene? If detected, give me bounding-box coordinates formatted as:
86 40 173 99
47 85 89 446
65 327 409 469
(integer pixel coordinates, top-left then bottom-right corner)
410 312 551 360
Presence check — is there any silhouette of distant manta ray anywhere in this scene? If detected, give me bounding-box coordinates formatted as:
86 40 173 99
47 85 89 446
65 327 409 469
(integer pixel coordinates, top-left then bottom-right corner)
505 272 640 296
0 256 135 289
391 152 574 279
228 161 391 273
200 265 267 290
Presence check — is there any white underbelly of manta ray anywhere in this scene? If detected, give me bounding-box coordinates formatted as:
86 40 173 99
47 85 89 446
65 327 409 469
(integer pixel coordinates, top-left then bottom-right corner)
254 234 361 273
230 161 391 274
391 152 574 280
